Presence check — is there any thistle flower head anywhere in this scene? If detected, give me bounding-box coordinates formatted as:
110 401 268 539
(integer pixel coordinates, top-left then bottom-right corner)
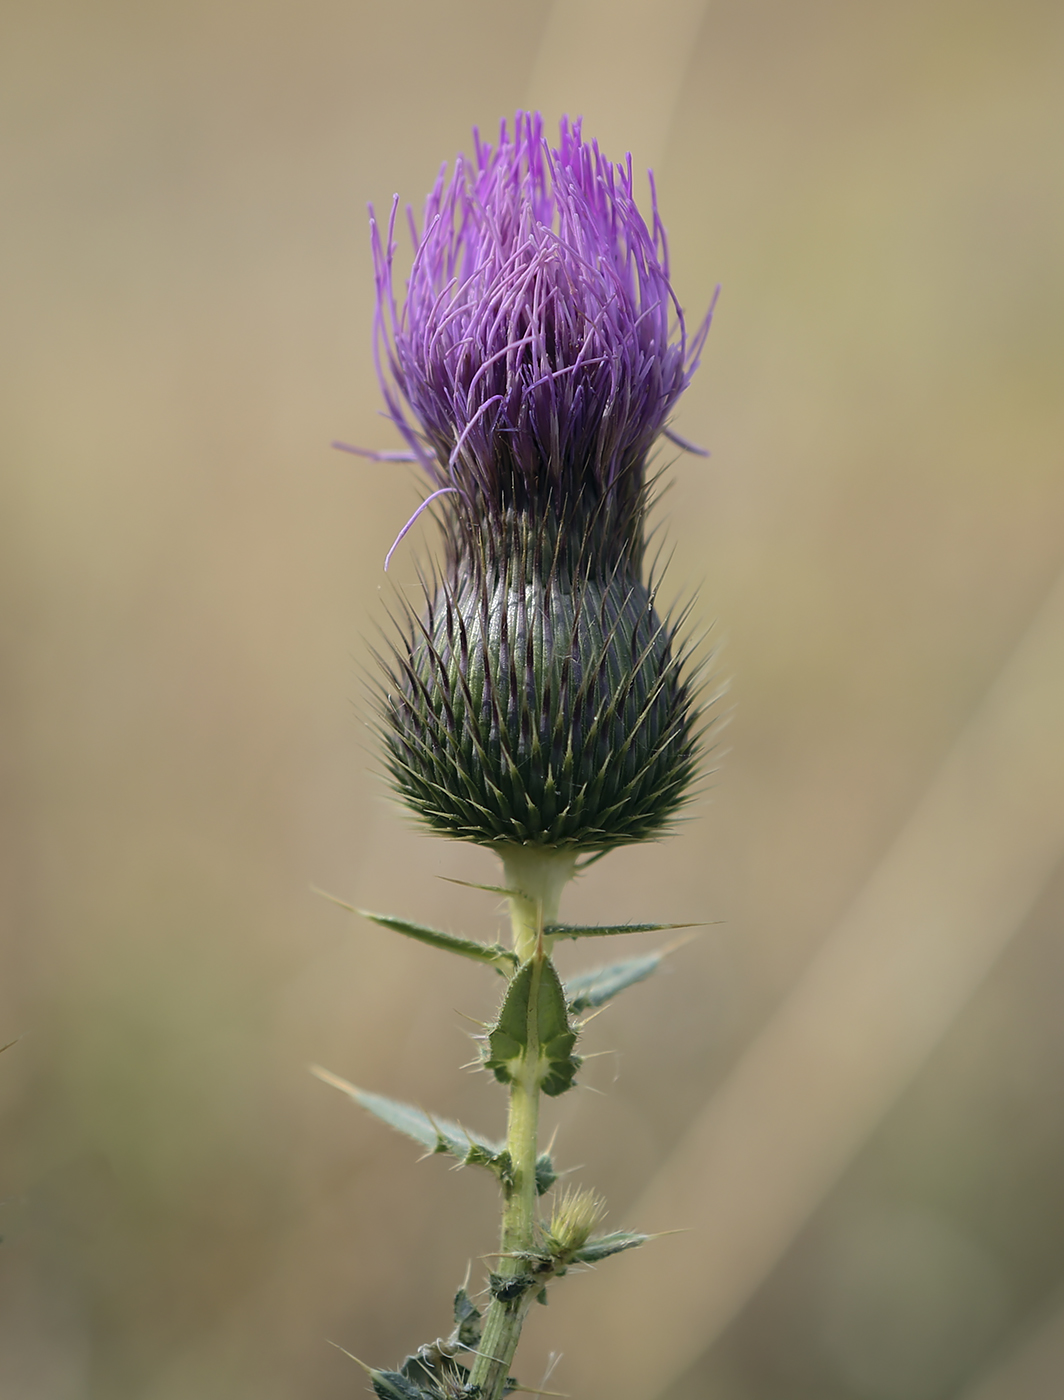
370 115 714 852
372 111 712 570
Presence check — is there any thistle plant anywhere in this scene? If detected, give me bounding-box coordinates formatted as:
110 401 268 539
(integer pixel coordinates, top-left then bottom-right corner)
318 112 716 1400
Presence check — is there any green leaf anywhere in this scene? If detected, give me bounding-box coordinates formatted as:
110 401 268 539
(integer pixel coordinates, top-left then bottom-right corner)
484 960 580 1098
358 909 516 969
313 1068 557 1196
545 921 696 941
313 888 516 971
484 968 529 1078
311 1065 502 1165
453 1287 482 1349
571 1230 648 1264
398 1355 435 1387
534 1152 558 1195
367 1369 429 1400
328 1345 435 1400
565 950 667 1012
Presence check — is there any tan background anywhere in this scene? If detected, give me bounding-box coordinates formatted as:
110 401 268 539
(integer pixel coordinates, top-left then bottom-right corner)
2 2 1064 1398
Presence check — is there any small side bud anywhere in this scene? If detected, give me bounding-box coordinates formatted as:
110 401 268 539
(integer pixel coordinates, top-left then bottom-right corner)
546 1187 608 1259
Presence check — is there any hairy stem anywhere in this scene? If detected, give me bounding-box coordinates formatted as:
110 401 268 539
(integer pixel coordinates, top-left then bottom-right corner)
467 976 541 1398
466 849 575 1399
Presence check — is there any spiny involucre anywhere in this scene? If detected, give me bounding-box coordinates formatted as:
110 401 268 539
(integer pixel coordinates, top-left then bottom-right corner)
368 112 717 850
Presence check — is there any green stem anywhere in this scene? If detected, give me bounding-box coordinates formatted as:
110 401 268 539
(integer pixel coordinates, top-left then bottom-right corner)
467 990 540 1398
466 848 575 1399
501 846 576 963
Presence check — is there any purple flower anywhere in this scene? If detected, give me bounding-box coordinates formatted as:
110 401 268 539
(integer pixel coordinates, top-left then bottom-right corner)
365 115 718 850
368 112 713 571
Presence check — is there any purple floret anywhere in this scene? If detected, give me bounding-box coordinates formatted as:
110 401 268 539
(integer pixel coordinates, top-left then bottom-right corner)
370 112 713 564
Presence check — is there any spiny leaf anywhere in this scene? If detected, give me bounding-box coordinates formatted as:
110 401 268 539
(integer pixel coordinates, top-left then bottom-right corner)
565 951 664 1011
484 960 580 1097
564 935 695 1012
312 1066 558 1196
315 888 516 970
485 970 529 1074
357 909 517 970
311 1066 499 1163
399 1354 448 1390
328 1346 432 1400
571 1229 648 1264
546 921 697 941
367 1368 429 1400
534 1153 558 1194
453 1287 482 1349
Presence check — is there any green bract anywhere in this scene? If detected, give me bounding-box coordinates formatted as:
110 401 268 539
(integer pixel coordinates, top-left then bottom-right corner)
378 518 702 849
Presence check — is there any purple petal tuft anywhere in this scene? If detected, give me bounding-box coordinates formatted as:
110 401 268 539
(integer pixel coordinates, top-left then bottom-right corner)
370 113 711 559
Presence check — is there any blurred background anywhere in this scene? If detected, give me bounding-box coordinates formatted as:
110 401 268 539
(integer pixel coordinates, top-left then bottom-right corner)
2 1 1064 1397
